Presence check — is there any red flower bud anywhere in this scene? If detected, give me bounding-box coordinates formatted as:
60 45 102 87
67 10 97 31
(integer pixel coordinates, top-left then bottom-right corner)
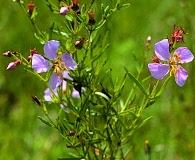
28 2 35 11
88 12 96 25
169 25 188 45
69 130 75 136
152 56 160 63
28 2 35 16
28 48 37 61
71 0 79 11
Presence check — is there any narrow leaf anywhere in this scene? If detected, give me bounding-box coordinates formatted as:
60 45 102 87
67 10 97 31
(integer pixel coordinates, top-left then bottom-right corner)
125 67 148 96
155 76 171 97
95 92 110 101
38 116 54 127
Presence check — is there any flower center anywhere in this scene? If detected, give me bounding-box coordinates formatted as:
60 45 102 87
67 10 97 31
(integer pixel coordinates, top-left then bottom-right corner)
169 52 181 76
53 53 67 75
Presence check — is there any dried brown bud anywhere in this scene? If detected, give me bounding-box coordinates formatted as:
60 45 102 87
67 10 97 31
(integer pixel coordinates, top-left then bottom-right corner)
2 51 18 57
31 95 42 106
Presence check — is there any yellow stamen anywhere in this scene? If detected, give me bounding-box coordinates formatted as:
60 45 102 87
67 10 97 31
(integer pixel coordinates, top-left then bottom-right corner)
173 52 182 63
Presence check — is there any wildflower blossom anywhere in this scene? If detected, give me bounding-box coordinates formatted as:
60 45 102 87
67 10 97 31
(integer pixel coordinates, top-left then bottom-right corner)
44 71 80 101
32 40 77 91
148 39 194 86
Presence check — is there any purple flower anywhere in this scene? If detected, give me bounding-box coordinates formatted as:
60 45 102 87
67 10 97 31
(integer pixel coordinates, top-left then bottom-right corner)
32 40 77 90
148 39 194 86
32 40 78 105
44 71 81 101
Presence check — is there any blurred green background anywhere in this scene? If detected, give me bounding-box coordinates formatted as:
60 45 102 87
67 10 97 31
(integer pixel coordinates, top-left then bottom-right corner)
0 0 194 159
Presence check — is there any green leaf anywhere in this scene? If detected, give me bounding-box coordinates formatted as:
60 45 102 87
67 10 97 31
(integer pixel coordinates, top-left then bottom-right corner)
38 116 54 127
110 107 127 130
117 3 130 10
30 7 38 21
95 91 110 101
93 58 108 76
114 73 127 93
65 15 74 22
95 20 106 30
138 116 153 128
125 67 148 96
34 31 49 44
45 0 59 12
155 76 171 97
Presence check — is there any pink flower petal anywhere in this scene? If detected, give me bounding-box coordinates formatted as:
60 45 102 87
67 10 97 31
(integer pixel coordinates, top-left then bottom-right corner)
32 54 51 73
72 89 80 98
49 72 63 90
44 88 58 101
174 47 194 63
174 65 188 87
44 40 60 60
148 63 170 79
61 53 77 70
155 39 171 61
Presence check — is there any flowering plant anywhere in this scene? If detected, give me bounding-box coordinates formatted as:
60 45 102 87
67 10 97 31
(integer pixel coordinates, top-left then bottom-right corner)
148 39 194 86
2 0 194 159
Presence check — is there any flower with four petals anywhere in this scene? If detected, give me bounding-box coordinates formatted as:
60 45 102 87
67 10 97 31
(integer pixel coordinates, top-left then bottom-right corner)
148 39 194 86
32 40 77 100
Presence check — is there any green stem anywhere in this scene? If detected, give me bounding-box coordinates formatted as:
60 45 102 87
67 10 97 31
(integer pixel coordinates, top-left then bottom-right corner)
18 2 47 42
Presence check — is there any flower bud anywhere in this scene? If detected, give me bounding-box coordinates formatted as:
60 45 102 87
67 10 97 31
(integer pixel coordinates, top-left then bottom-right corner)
60 6 70 15
28 2 35 16
2 51 18 57
71 0 79 11
152 55 160 63
69 130 75 136
146 36 151 48
144 140 151 155
28 48 37 61
6 60 21 70
169 25 188 45
74 38 85 50
88 12 96 25
31 95 42 106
